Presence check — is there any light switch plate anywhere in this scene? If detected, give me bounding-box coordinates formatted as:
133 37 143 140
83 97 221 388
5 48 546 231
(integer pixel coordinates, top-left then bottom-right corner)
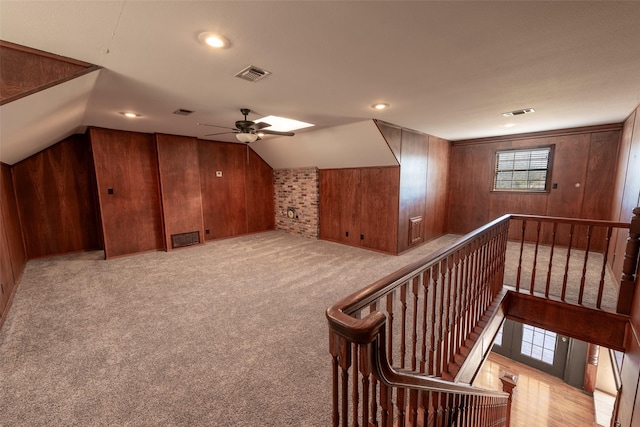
216 171 223 177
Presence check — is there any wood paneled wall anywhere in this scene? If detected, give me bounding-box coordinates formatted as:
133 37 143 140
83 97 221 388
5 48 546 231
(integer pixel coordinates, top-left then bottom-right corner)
198 140 249 240
0 40 99 105
398 129 428 252
610 104 640 427
425 136 450 241
156 134 205 249
376 120 451 253
91 128 164 258
0 163 26 326
610 108 640 280
246 148 275 233
319 167 399 253
320 121 449 254
447 126 622 237
12 134 100 258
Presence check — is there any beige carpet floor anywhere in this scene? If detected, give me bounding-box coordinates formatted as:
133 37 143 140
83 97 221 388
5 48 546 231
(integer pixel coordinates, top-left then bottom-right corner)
0 231 618 426
0 231 460 427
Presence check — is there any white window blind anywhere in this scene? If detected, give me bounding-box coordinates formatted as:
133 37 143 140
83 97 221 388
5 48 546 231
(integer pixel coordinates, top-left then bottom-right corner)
494 147 551 191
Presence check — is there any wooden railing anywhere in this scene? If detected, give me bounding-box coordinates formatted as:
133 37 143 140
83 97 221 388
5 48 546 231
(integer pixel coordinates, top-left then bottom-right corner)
327 216 512 426
506 214 633 313
327 208 640 427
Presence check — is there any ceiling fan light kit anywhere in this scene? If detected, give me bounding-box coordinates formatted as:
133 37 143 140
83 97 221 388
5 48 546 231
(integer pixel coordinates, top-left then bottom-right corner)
199 108 297 143
236 132 258 143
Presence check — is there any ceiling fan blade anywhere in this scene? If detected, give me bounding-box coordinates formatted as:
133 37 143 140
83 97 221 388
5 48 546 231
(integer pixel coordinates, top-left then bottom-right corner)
260 130 295 137
197 122 236 131
253 122 271 130
204 131 237 136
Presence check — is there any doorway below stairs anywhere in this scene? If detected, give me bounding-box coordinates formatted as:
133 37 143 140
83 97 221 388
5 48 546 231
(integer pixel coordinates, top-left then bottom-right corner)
474 352 601 427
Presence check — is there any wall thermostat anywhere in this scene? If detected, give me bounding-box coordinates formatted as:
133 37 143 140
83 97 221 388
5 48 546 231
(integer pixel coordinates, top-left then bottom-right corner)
287 207 296 219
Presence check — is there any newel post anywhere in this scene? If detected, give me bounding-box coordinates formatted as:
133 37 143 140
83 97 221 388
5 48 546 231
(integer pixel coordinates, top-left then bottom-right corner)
617 207 640 315
499 371 518 427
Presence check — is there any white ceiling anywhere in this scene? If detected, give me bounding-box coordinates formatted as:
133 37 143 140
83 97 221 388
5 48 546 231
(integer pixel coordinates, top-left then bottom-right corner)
1 1 639 166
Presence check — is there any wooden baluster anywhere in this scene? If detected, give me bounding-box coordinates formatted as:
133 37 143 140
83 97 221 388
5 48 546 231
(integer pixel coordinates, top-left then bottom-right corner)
461 246 472 353
448 393 459 426
380 382 391 427
421 390 432 426
441 393 450 426
579 225 593 305
458 248 469 353
432 391 444 427
330 331 340 427
420 268 431 374
370 377 378 427
400 283 408 369
545 222 558 298
408 389 419 427
618 207 640 315
450 252 460 363
386 292 394 365
467 242 478 342
470 395 478 427
479 238 489 322
411 276 420 371
530 221 542 294
339 338 352 427
429 264 439 376
516 220 526 291
597 226 614 309
458 250 467 354
443 256 454 371
359 343 370 427
437 259 447 376
352 344 359 426
562 224 575 302
396 387 406 427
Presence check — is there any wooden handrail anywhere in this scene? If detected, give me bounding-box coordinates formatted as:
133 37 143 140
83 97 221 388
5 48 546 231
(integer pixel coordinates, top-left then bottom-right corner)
326 208 639 426
509 214 630 229
327 215 511 426
328 214 511 320
370 322 507 397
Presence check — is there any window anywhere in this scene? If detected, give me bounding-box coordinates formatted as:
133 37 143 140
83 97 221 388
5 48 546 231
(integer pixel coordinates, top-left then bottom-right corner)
520 325 557 365
494 324 504 346
493 147 552 191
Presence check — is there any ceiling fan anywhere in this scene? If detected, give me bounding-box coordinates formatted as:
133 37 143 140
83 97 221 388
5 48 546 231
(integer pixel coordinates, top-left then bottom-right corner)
198 108 295 143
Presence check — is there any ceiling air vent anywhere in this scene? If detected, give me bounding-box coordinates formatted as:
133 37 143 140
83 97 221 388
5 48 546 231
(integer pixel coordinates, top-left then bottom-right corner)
234 65 271 83
502 108 535 117
173 108 194 116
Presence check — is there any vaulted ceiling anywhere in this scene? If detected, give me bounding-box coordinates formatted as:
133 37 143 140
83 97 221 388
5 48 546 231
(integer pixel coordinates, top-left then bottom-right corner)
1 1 639 166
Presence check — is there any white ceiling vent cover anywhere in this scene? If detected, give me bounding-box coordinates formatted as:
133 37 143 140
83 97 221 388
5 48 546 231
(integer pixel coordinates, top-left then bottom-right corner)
234 65 272 82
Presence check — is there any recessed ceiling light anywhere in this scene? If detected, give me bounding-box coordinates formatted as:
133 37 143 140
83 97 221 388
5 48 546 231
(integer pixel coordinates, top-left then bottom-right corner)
198 32 230 49
120 112 141 118
371 103 390 110
254 115 314 132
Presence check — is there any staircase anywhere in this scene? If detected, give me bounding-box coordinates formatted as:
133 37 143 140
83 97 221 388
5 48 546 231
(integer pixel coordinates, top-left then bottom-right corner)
327 208 639 426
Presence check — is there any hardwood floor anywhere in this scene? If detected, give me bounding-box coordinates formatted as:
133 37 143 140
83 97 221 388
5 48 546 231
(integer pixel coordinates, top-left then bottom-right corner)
474 352 601 427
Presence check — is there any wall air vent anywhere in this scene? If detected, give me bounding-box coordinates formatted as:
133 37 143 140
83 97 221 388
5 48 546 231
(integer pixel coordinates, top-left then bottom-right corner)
234 65 272 83
502 108 535 117
173 108 194 116
171 231 200 248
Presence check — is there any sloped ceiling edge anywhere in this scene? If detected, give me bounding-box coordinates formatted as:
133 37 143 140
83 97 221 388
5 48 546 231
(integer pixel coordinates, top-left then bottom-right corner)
250 119 399 170
0 69 101 165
